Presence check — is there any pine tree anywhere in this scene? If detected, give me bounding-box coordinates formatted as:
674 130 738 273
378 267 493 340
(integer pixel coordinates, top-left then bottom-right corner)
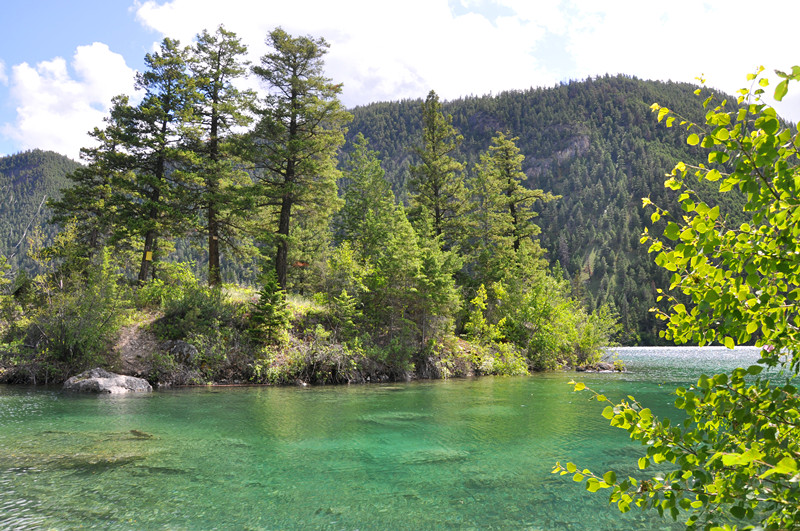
468 131 556 285
336 133 397 258
112 38 200 283
189 26 256 286
407 90 467 250
250 28 351 290
248 270 291 345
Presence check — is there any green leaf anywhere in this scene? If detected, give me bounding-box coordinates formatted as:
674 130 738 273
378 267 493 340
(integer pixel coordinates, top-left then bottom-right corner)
747 364 763 375
603 471 617 485
775 80 789 101
687 133 700 146
746 322 758 334
664 223 680 240
573 382 585 391
723 336 734 349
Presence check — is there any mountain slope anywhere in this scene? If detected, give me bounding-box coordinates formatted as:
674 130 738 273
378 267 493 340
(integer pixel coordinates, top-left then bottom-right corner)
0 149 80 271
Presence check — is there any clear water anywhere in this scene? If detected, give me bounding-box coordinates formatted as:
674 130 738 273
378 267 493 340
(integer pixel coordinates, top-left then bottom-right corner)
0 347 762 530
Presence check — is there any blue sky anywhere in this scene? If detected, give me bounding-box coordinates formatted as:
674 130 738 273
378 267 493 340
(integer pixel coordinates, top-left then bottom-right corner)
1 0 798 160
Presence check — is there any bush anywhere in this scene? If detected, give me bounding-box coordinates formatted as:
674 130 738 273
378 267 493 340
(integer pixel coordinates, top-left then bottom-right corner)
21 247 128 381
135 262 199 309
152 281 241 342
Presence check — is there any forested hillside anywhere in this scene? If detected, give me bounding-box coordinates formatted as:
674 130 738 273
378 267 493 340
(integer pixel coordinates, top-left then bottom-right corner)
0 150 79 271
346 75 746 344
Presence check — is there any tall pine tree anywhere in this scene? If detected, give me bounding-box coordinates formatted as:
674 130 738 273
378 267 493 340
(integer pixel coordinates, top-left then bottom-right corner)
407 90 467 250
126 38 200 283
250 28 351 290
189 26 256 286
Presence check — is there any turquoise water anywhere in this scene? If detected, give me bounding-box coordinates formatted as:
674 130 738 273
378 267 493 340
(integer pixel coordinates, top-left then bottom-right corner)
0 347 762 530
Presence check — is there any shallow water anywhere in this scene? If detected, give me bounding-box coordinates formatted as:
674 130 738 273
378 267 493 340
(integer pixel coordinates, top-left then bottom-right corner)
0 347 762 530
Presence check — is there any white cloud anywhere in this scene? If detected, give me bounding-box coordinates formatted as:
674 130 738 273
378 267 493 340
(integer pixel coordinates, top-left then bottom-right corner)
0 60 7 85
132 0 800 121
1 43 136 160
134 0 555 106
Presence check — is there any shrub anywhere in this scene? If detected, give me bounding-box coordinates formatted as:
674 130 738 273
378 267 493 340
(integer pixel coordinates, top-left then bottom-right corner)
247 270 291 345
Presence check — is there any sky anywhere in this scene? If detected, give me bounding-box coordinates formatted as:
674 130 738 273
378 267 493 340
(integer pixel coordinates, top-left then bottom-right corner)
1 0 798 160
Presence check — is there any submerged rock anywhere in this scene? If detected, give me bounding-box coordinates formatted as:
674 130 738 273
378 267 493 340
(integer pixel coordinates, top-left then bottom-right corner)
63 368 153 394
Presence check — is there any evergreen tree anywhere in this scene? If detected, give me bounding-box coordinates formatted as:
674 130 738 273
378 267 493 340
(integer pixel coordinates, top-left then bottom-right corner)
250 28 351 290
407 90 467 249
114 38 200 283
468 131 556 285
50 107 130 259
248 270 290 345
336 133 397 258
189 26 256 286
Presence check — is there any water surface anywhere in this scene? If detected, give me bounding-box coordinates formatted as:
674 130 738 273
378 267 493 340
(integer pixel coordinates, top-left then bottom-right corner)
0 347 762 529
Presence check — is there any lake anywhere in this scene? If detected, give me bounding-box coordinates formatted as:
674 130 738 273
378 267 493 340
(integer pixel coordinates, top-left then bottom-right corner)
0 346 762 530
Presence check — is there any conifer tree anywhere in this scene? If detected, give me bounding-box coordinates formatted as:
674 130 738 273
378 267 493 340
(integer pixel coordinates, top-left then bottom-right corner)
407 90 467 249
189 26 256 286
336 133 397 258
248 270 290 345
469 131 556 284
121 38 200 283
250 28 351 290
50 101 131 258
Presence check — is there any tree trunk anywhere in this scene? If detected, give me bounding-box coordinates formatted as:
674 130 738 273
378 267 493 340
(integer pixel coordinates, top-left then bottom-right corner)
138 230 156 284
207 98 222 286
208 205 221 286
275 195 292 290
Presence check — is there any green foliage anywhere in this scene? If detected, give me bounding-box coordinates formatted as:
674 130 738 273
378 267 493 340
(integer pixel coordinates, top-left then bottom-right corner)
464 284 506 344
559 66 800 530
150 267 240 343
135 261 199 309
248 270 291 345
13 232 129 381
329 289 361 343
250 27 351 289
408 90 468 248
348 75 742 344
465 272 618 371
251 325 372 385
